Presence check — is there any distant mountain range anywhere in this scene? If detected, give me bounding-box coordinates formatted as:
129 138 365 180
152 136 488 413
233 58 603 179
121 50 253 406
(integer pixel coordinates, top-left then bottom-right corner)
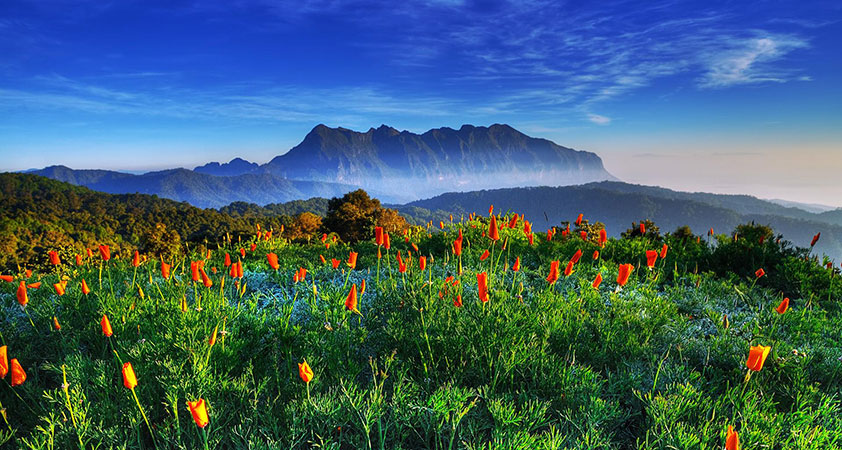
31 165 356 209
394 182 842 261
27 123 616 205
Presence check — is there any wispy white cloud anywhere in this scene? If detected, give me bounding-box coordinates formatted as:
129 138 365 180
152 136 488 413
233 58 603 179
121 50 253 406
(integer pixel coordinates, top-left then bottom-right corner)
698 34 810 88
587 114 611 125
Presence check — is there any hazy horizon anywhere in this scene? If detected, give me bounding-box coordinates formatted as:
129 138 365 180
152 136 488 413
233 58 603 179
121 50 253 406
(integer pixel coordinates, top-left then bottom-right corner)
2 1 841 206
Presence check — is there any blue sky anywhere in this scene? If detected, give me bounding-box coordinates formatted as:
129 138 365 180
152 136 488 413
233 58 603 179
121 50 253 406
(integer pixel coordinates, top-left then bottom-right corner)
1 0 841 205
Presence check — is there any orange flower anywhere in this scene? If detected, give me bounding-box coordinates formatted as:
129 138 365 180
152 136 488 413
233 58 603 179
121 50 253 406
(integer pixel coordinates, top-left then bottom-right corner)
726 425 740 450
593 250 600 260
86 248 93 258
523 221 532 234
776 297 789 314
479 249 490 261
374 226 384 246
53 316 61 330
54 282 66 296
570 249 582 265
508 213 519 228
598 229 608 247
267 253 279 270
453 238 463 256
345 284 360 314
755 268 765 278
99 245 110 261
477 272 489 302
512 256 520 272
0 275 12 283
419 256 427 271
546 261 560 284
564 260 574 277
200 268 213 288
299 360 314 383
331 258 340 269
645 250 658 269
660 244 668 259
16 281 27 307
75 254 83 266
811 232 820 247
347 251 358 269
527 233 534 246
297 267 307 281
454 294 463 307
575 213 583 226
397 252 407 273
488 215 500 241
746 344 771 372
80 279 90 295
27 282 41 289
48 250 61 265
360 279 367 296
122 361 137 389
161 260 171 279
319 254 327 264
191 261 200 282
224 253 231 267
639 223 645 234
187 398 210 428
383 233 391 250
0 345 7 378
10 358 25 386
250 243 257 252
592 273 603 289
240 248 246 258
617 264 634 287
132 251 140 268
101 314 113 337
488 204 493 215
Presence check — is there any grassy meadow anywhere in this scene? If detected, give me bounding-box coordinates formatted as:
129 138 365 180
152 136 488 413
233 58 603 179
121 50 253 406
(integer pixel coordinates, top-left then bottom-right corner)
0 211 840 449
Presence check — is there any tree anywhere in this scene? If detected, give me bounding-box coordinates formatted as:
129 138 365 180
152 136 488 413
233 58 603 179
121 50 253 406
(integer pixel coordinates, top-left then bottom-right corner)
323 190 408 242
287 212 322 242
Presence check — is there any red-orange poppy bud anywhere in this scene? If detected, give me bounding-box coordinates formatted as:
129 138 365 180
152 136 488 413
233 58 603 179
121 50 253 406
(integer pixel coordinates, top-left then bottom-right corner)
575 213 583 227
598 229 607 247
477 272 489 302
224 253 231 267
200 268 212 288
488 215 500 241
564 260 574 277
755 268 765 278
546 261 560 284
347 252 358 269
776 297 789 314
512 256 520 272
81 279 91 295
646 250 658 269
16 281 27 307
267 253 279 270
384 233 391 250
0 346 7 378
54 282 66 296
479 249 490 261
360 279 366 296
811 232 820 247
48 250 61 265
570 249 582 265
454 294 463 307
27 282 40 289
660 244 668 259
592 273 603 289
299 360 314 383
132 251 140 268
101 314 113 337
297 267 307 281
53 316 61 330
161 260 171 279
10 358 25 386
639 223 645 234
746 345 771 372
617 264 634 287
345 284 360 314
0 275 12 283
419 256 427 271
122 361 137 389
187 398 210 428
726 425 739 450
375 226 384 246
208 325 219 346
331 258 340 269
99 245 110 261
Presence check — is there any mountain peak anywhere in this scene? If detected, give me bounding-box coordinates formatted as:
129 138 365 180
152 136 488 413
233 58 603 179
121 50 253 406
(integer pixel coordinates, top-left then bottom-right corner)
194 157 258 177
